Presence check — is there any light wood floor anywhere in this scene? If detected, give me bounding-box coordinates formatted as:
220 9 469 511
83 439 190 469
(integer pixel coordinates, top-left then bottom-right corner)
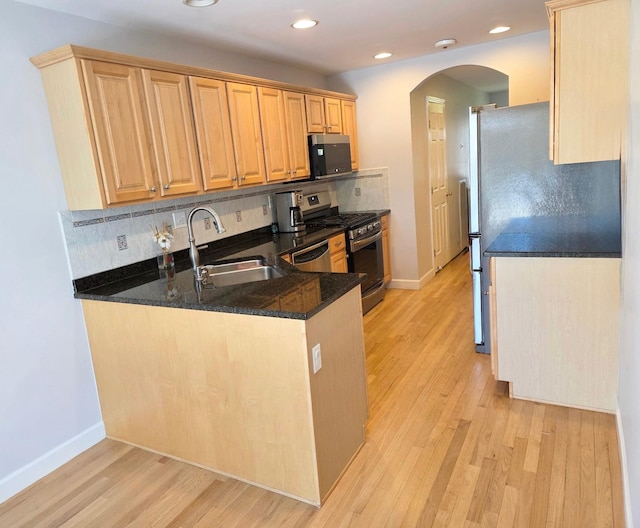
0 253 625 527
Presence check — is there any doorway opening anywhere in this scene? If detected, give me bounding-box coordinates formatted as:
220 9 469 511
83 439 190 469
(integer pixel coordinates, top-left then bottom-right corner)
410 65 509 274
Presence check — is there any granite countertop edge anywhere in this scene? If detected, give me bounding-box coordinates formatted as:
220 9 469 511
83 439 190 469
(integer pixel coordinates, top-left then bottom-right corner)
73 225 365 320
484 249 622 258
75 271 366 321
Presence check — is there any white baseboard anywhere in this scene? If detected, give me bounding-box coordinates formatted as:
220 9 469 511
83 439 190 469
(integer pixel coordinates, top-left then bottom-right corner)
616 405 633 528
388 269 435 291
0 422 105 505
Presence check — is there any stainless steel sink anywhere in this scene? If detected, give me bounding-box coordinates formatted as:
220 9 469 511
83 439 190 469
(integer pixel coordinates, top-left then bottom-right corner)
202 258 284 287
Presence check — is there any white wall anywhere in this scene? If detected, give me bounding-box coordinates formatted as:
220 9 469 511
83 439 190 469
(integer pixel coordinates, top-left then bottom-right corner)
328 32 549 286
0 0 329 503
618 0 640 524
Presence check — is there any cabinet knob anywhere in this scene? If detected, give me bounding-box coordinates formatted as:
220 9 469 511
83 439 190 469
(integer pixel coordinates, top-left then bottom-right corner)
164 184 170 190
446 191 453 197
150 186 156 192
232 176 238 182
293 169 297 175
287 169 291 175
241 174 246 180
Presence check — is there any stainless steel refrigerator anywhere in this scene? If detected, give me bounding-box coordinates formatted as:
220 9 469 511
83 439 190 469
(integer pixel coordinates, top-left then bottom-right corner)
468 102 621 354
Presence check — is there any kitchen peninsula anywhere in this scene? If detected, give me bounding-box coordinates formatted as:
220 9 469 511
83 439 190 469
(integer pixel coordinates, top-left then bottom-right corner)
75 230 369 506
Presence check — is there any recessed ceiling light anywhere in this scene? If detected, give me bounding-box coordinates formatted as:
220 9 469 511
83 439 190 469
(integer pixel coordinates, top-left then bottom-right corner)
489 26 511 34
374 52 393 60
292 19 318 29
183 0 218 6
435 38 457 49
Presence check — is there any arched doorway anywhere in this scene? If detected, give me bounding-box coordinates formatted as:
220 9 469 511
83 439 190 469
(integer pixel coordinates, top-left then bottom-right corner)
410 65 508 272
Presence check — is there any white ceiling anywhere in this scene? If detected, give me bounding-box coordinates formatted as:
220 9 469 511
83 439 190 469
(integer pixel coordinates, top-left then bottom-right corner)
17 0 550 76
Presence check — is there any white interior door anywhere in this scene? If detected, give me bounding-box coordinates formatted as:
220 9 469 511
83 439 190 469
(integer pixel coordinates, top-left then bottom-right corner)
428 97 450 271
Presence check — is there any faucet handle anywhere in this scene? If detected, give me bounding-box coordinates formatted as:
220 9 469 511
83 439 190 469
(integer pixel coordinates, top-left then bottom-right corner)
196 265 209 285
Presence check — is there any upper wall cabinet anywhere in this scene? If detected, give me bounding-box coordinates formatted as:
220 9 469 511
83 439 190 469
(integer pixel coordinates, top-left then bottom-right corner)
31 45 357 209
258 88 310 183
188 76 238 191
305 94 343 134
81 60 157 206
226 82 267 187
546 0 629 164
141 69 202 197
341 100 359 171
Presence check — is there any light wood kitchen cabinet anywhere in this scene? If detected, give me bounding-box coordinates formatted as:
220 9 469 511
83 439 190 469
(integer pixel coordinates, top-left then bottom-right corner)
329 232 348 273
142 70 202 197
341 99 360 170
258 88 310 183
284 91 312 180
546 0 629 164
80 60 157 206
381 214 391 285
488 258 499 380
226 82 267 187
492 256 620 412
81 285 368 505
32 45 358 209
305 94 343 134
188 77 238 191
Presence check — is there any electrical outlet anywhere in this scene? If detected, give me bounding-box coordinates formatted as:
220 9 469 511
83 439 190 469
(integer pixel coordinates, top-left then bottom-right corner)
204 217 211 230
355 187 361 197
116 235 127 251
312 344 322 373
262 204 268 216
172 211 187 229
236 210 242 222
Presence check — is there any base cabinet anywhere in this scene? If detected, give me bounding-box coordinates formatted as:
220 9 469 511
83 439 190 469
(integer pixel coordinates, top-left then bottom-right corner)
381 214 391 284
81 286 368 506
329 232 348 273
491 257 620 412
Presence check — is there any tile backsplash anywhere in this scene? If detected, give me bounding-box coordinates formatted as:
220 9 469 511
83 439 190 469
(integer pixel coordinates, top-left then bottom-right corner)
59 169 390 279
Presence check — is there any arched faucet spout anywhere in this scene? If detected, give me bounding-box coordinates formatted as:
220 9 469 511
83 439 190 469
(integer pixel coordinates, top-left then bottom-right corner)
187 206 226 283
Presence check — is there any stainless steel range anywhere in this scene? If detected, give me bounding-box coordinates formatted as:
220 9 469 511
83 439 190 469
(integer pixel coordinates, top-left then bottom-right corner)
302 191 385 314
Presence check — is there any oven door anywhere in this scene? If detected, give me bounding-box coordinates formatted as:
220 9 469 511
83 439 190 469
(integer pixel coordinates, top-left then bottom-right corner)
349 230 385 313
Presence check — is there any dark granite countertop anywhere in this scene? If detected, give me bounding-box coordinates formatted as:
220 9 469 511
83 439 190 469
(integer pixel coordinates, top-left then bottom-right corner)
484 216 621 258
74 226 365 320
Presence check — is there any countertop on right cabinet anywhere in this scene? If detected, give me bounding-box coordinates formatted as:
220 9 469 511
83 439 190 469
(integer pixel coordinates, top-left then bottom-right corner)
484 215 621 258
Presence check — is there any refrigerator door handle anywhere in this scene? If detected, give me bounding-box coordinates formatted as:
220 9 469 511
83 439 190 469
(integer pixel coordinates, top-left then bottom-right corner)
469 235 482 272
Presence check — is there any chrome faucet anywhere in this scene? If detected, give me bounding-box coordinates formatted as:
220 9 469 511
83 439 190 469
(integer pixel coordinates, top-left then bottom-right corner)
187 206 226 284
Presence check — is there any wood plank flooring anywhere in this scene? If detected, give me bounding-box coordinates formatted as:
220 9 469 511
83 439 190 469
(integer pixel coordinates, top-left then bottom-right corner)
0 252 625 527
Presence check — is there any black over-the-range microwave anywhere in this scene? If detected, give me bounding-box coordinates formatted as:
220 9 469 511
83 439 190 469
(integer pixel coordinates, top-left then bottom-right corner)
308 134 352 180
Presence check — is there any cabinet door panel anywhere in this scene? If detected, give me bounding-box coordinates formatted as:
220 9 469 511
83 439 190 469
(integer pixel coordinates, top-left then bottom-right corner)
284 91 311 180
329 233 348 273
189 77 237 191
258 87 290 183
548 0 628 163
81 60 156 205
324 97 343 134
305 94 325 133
341 100 359 170
142 70 202 197
227 82 266 186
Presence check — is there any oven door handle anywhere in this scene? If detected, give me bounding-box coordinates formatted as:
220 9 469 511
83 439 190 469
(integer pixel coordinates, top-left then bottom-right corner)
291 239 330 261
351 230 382 252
